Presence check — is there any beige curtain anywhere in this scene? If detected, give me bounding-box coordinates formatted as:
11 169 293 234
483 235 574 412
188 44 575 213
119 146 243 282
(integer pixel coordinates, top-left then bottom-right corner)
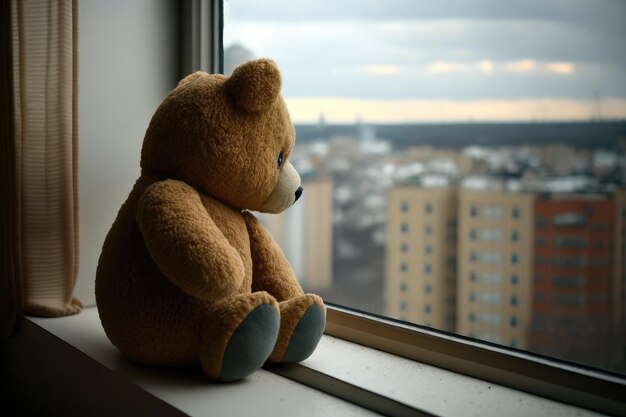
1 0 81 338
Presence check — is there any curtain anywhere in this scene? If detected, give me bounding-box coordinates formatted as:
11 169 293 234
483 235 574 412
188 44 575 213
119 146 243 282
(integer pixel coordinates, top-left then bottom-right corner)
1 0 81 338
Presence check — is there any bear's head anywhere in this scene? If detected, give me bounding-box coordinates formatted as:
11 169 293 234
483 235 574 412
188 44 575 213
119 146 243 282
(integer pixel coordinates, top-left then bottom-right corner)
140 59 301 213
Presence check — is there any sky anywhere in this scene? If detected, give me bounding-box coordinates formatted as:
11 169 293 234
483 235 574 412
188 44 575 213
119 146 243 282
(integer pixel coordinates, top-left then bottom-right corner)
223 0 626 123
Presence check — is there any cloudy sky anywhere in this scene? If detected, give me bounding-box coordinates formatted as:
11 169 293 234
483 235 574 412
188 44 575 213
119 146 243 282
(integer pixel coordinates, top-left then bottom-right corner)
224 0 626 123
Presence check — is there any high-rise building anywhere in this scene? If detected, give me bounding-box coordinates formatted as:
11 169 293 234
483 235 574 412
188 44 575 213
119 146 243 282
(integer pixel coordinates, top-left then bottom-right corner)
456 188 535 348
530 193 617 367
386 183 458 331
261 176 334 292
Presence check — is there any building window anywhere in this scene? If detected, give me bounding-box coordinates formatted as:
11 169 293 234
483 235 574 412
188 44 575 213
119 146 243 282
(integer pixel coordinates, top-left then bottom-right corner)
424 264 432 274
472 251 502 265
470 206 478 217
425 224 433 235
471 228 502 242
483 205 502 218
552 294 587 305
535 216 547 228
401 223 409 233
552 276 585 288
471 292 501 305
401 262 408 272
553 236 587 248
511 275 519 285
425 203 433 214
511 253 519 264
424 283 432 294
424 244 432 254
511 230 520 242
511 295 518 306
400 301 408 311
400 282 408 292
401 201 409 212
471 271 502 283
469 312 476 322
401 243 408 253
424 304 432 314
512 207 520 219
510 316 518 327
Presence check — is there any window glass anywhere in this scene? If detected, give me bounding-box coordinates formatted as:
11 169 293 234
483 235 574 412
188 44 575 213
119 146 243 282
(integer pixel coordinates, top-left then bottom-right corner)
224 0 626 375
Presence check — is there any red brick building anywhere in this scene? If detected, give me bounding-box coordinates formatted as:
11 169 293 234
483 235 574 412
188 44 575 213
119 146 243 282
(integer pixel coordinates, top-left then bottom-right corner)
531 194 618 369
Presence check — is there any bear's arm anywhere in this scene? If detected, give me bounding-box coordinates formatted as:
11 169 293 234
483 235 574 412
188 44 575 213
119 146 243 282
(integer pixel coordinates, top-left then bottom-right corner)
136 179 245 300
242 211 305 301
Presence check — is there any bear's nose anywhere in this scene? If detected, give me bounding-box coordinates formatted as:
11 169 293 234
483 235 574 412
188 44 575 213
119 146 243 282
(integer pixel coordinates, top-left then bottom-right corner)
294 186 303 203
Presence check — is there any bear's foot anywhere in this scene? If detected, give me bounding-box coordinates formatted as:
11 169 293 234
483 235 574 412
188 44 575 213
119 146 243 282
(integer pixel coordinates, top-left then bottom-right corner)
200 292 279 381
219 303 279 381
270 294 326 363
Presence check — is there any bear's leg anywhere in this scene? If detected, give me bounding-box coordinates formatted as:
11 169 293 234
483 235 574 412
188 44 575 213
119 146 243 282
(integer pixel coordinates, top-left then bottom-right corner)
199 291 279 381
269 294 326 363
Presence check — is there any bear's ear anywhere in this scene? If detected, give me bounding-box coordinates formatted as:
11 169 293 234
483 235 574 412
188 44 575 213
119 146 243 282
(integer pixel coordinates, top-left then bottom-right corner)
177 71 209 88
225 58 282 113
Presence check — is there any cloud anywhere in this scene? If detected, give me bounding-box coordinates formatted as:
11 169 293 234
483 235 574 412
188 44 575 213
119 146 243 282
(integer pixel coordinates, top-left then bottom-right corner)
429 61 468 73
479 60 494 73
367 65 401 75
505 60 536 73
285 97 626 123
546 61 575 75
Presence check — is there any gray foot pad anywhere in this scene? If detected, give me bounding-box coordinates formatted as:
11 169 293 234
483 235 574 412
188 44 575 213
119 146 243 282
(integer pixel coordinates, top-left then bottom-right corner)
220 304 279 382
281 305 326 363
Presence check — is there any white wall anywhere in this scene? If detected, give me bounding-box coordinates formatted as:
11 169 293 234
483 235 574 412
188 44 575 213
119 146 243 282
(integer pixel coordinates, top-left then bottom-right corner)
76 0 178 305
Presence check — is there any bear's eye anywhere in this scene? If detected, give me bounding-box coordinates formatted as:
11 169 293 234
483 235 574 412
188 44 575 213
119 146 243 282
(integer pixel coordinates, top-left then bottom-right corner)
277 151 284 169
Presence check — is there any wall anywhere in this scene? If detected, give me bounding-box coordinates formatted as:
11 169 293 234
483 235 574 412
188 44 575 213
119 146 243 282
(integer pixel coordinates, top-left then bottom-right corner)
75 0 178 305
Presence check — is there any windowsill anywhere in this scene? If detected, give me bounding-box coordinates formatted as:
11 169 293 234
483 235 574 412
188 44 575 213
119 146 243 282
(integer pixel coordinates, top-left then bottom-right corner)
4 307 606 417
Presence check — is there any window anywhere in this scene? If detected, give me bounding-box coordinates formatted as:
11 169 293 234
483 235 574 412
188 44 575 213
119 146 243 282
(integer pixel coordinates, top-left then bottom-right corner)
224 0 626 381
471 251 502 265
483 206 502 218
470 228 503 242
553 236 587 248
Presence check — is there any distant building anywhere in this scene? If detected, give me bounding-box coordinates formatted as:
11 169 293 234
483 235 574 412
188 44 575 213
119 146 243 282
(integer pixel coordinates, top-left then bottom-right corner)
223 43 255 76
614 189 626 331
386 183 458 331
456 188 535 348
530 193 617 368
261 176 334 292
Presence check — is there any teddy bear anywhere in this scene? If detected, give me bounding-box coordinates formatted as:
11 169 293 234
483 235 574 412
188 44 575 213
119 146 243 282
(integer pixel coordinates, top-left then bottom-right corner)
95 59 326 381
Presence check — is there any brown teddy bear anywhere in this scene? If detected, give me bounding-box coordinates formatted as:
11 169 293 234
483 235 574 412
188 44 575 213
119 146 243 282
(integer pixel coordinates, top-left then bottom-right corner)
95 59 326 381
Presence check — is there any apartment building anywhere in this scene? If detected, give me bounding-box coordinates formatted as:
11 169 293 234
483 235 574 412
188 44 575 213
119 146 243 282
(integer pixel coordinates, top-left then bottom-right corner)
530 193 617 365
456 188 535 348
386 183 458 331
